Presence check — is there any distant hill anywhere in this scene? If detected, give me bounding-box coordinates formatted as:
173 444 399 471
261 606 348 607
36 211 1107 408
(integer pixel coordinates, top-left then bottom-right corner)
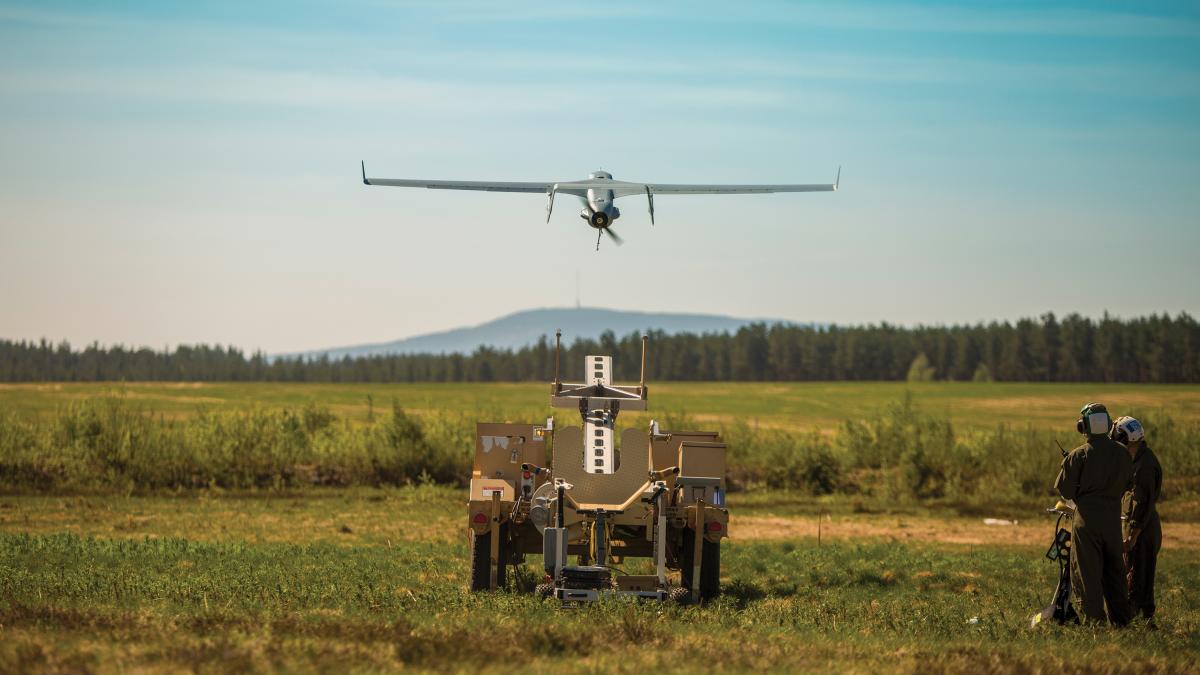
281 307 773 359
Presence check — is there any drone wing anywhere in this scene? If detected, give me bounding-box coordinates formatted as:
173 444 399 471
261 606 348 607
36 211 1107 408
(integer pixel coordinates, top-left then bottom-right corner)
643 168 840 195
646 182 835 194
361 162 551 193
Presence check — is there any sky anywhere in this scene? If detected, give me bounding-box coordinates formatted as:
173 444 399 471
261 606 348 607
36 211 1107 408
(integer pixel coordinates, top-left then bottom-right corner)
1 0 1198 353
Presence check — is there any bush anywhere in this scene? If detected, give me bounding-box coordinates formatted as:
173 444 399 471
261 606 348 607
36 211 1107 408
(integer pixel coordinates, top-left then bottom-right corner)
906 354 936 382
1 393 1197 504
724 424 843 494
0 396 472 491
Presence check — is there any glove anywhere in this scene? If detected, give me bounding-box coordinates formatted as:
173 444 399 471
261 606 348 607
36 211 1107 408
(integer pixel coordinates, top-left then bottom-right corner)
1123 528 1141 553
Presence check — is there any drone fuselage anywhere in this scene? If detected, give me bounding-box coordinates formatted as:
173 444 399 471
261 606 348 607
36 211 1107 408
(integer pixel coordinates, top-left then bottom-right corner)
582 195 620 229
580 171 621 229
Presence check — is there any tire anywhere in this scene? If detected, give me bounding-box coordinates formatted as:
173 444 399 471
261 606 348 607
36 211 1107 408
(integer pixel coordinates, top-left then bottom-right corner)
680 527 721 601
469 524 509 592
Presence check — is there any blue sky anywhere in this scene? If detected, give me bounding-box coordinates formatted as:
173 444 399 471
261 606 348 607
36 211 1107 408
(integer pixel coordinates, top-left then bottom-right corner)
1 1 1197 352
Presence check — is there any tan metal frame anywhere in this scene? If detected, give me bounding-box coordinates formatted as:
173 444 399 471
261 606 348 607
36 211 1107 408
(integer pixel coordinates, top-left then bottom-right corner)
465 334 731 600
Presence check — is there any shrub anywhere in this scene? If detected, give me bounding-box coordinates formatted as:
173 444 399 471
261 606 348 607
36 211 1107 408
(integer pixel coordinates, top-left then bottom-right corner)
906 354 936 382
1 393 1196 504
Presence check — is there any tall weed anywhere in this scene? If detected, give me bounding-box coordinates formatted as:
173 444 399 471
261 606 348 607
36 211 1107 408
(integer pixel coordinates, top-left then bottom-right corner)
1 393 1196 502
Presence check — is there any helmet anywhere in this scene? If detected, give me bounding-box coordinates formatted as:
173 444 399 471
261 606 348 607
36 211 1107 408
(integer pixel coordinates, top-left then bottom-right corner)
1111 416 1145 445
1076 402 1111 436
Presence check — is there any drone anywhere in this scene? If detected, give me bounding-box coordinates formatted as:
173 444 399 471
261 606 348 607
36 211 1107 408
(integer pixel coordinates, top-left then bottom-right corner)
361 162 839 249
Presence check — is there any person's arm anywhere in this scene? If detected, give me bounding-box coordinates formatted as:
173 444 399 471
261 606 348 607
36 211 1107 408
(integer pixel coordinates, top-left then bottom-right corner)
1153 459 1163 506
1128 461 1153 532
1055 451 1082 500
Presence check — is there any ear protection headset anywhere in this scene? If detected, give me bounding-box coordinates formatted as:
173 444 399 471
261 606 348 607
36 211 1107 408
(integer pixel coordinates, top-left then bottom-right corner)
1076 402 1111 436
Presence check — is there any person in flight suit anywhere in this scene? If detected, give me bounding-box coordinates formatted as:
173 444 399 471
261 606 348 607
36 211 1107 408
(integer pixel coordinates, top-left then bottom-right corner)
1112 416 1163 622
1054 402 1134 626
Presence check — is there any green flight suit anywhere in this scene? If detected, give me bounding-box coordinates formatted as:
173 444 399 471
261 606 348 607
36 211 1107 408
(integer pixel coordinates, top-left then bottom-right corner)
1122 444 1163 619
1054 434 1134 625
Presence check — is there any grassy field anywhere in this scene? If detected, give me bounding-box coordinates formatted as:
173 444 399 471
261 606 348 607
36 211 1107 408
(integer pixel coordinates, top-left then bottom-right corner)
2 382 1198 672
4 380 1199 431
4 381 1199 499
1 487 1197 673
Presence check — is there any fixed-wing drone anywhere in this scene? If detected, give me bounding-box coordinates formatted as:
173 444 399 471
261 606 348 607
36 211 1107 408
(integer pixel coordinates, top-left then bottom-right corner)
361 162 839 249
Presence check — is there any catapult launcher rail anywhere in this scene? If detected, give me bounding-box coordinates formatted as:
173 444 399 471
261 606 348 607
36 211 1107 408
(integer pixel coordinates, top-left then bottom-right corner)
466 332 729 604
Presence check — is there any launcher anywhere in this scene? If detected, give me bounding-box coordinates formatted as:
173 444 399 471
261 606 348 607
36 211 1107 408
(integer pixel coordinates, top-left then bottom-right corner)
465 332 729 604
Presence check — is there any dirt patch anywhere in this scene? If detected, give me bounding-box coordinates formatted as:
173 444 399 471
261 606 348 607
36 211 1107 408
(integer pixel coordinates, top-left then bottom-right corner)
971 392 1195 415
115 390 227 405
731 514 1200 550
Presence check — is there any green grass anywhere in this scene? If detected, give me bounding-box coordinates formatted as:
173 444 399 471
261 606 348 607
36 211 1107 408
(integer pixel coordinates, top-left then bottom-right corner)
2 383 1197 671
4 381 1199 431
1 488 1196 672
4 385 1199 501
1 516 1195 673
0 486 464 548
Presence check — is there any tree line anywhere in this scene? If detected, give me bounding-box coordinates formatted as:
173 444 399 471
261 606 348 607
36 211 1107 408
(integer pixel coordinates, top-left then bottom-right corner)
2 312 1197 383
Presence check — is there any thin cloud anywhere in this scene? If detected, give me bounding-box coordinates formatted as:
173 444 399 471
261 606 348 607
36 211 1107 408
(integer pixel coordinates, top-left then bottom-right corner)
0 65 791 113
719 2 1200 38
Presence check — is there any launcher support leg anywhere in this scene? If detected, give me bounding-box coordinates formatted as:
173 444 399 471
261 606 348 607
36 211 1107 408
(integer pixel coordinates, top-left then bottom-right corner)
594 511 608 566
489 491 500 590
691 499 705 602
655 494 667 588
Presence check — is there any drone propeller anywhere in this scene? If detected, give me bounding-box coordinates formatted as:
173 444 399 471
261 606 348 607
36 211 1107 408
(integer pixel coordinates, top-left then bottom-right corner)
595 225 623 251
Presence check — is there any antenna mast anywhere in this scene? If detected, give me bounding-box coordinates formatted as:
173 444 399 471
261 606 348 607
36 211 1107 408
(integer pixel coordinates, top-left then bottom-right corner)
639 334 648 395
553 329 562 395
